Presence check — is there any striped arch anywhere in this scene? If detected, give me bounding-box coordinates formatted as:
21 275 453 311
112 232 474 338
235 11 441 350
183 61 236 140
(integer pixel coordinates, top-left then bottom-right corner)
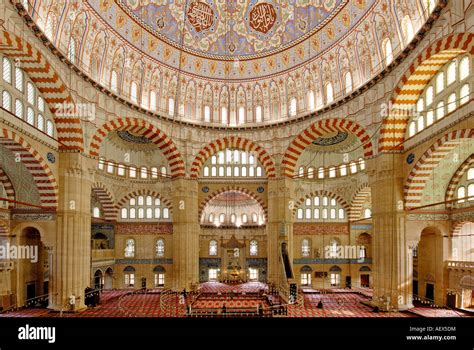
292 190 349 218
0 129 58 209
0 168 15 209
91 182 117 221
445 155 474 209
452 221 472 236
198 186 267 221
349 183 371 221
404 129 474 208
89 117 185 178
379 33 474 152
0 31 84 151
190 137 276 178
116 189 172 216
281 118 374 177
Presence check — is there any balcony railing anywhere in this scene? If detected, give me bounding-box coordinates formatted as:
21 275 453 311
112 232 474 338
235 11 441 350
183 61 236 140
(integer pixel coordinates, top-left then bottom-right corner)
91 249 115 261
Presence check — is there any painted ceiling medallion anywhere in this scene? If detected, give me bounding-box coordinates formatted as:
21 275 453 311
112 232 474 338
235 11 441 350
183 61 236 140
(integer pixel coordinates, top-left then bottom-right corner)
249 3 277 34
187 1 215 33
312 132 348 146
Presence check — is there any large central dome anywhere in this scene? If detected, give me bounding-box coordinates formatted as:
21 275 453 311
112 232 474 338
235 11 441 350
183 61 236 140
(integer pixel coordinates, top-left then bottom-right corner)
115 0 345 59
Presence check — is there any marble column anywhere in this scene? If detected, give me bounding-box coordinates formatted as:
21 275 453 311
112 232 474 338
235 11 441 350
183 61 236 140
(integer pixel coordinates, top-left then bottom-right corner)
48 153 94 311
368 154 414 311
267 178 295 287
171 178 199 290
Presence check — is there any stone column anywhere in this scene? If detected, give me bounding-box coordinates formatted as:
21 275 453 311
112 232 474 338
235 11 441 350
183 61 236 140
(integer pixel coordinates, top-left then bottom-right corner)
368 154 414 311
171 178 199 290
267 178 295 287
48 153 94 311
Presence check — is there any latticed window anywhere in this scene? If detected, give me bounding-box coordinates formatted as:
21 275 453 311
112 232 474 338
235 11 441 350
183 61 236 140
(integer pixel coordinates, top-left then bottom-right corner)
156 239 165 257
124 239 135 257
296 195 347 222
120 195 170 220
202 149 264 178
250 240 258 256
209 240 217 256
301 239 310 257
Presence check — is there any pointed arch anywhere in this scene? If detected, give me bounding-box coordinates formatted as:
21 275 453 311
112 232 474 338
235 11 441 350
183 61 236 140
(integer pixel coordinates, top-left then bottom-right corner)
404 129 474 208
379 33 474 152
91 182 117 221
349 184 371 221
445 154 474 209
0 129 58 209
0 168 15 209
116 189 172 216
281 118 374 177
0 31 84 151
198 186 267 221
190 137 276 178
89 117 185 178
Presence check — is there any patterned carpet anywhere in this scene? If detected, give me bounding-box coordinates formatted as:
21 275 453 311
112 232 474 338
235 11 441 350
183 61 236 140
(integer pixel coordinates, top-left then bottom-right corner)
1 286 471 318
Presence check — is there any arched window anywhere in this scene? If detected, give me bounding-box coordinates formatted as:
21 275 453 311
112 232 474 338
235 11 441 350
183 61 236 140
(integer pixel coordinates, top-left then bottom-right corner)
425 86 434 106
252 213 258 223
124 266 135 287
156 239 165 257
457 186 466 203
329 167 336 178
436 101 445 120
15 67 23 92
364 208 372 219
37 114 44 131
209 240 218 256
307 90 315 111
408 121 416 137
468 168 474 180
326 83 334 104
338 208 345 219
255 105 262 123
68 38 76 64
301 239 310 257
107 162 114 174
140 167 147 179
150 91 157 110
26 82 35 104
468 184 474 200
359 158 366 170
460 84 470 105
447 93 457 113
219 213 226 224
289 97 297 117
203 105 211 122
26 107 34 125
168 98 175 116
307 167 314 179
124 238 135 257
111 70 118 92
250 240 258 256
350 162 357 174
298 166 305 178
297 208 303 219
130 82 138 103
344 72 352 94
436 72 444 94
2 91 11 111
92 207 100 218
460 56 470 81
15 99 23 118
46 120 54 136
45 16 54 40
383 38 393 66
402 15 414 44
3 57 12 84
238 106 245 125
221 106 228 124
242 214 248 224
318 167 325 179
161 166 167 176
447 61 456 86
